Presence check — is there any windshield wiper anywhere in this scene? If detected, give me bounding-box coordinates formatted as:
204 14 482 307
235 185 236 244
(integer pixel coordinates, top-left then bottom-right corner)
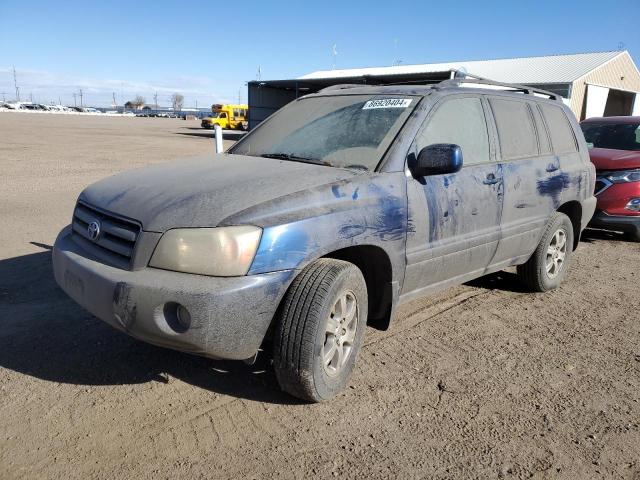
261 153 321 164
343 164 369 171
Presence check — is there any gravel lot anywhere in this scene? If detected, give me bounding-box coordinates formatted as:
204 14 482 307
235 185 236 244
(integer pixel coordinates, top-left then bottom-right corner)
1 112 639 479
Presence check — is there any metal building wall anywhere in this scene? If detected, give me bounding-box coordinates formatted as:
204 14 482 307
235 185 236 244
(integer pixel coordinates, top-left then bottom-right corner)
570 52 640 119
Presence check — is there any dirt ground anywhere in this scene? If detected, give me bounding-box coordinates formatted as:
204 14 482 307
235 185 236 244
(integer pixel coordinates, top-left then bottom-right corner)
1 113 639 480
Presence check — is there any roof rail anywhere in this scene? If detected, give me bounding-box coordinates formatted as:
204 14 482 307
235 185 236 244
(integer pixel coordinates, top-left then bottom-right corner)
435 77 560 100
318 84 365 92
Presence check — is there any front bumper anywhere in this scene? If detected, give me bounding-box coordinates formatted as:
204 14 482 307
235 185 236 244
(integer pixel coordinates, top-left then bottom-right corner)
588 210 640 236
52 226 295 360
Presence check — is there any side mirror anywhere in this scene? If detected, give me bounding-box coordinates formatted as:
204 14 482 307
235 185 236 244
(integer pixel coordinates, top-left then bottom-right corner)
410 143 463 177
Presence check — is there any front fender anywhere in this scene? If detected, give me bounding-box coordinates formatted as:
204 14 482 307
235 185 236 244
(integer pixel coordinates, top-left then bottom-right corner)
244 173 409 288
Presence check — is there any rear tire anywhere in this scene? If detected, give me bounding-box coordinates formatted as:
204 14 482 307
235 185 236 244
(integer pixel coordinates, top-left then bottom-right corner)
273 258 368 402
517 212 574 292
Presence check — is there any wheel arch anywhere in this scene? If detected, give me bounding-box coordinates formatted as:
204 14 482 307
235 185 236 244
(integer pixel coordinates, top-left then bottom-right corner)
322 245 394 331
557 200 582 250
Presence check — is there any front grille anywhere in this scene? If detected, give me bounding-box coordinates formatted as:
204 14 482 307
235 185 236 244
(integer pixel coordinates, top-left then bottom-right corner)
71 202 141 268
594 177 612 196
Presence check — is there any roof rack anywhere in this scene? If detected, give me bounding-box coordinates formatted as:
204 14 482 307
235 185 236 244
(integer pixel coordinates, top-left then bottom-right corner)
435 77 560 100
319 84 366 92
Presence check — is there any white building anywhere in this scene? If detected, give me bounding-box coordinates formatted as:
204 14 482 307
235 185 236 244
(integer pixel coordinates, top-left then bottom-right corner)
248 51 640 128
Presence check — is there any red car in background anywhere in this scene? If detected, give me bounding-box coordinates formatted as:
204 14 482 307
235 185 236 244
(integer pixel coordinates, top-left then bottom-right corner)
581 116 640 241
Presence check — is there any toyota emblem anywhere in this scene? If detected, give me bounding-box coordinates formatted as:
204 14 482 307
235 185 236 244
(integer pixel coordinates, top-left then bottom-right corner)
87 220 101 241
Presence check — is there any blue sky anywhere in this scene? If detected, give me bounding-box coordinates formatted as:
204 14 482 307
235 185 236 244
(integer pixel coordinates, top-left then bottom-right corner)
1 0 638 107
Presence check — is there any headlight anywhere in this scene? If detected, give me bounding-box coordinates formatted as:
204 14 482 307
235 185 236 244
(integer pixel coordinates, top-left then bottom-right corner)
606 169 640 183
625 198 640 212
149 226 262 276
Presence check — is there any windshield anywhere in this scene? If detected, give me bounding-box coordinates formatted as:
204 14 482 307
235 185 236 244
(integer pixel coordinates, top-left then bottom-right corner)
581 122 640 151
209 112 221 118
230 95 417 170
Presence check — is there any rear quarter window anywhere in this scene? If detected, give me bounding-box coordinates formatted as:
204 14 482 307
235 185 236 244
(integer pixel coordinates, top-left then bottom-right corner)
489 98 538 160
540 104 577 154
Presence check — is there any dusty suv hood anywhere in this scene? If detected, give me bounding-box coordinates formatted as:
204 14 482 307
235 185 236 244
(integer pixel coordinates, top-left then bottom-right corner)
589 147 640 171
79 154 356 232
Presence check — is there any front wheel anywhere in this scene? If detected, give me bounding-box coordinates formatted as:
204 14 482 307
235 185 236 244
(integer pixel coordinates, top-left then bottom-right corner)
517 212 574 292
273 258 368 402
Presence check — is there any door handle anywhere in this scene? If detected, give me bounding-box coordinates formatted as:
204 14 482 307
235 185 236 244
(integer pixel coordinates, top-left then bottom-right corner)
483 173 500 185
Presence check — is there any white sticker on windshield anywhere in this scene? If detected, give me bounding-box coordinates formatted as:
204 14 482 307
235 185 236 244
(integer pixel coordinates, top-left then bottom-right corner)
362 98 412 109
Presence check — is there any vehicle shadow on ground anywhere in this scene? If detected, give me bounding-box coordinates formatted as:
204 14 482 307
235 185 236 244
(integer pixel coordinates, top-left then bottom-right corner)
176 129 246 141
0 247 299 405
465 270 530 293
581 228 635 243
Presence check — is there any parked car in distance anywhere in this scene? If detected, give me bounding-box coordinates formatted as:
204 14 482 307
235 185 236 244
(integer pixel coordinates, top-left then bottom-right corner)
581 116 640 241
22 103 43 110
53 79 596 402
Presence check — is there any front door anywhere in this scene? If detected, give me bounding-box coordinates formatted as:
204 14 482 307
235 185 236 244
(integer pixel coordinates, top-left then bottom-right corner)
402 95 504 297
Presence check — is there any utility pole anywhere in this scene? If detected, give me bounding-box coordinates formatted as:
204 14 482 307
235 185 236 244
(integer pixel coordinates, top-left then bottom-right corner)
195 99 198 110
29 92 33 103
13 66 20 101
73 93 77 107
112 92 117 108
78 89 83 107
153 91 158 111
332 44 338 70
58 96 62 106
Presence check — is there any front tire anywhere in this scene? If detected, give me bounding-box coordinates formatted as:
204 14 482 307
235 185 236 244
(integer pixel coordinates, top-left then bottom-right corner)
517 212 574 292
273 258 368 402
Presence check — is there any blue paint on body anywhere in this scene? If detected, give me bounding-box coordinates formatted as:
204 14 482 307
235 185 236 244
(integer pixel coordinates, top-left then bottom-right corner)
250 223 314 274
248 176 407 274
331 185 345 198
537 173 570 207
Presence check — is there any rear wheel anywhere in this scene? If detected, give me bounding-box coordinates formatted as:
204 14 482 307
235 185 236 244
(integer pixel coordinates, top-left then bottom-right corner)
273 258 367 402
517 212 574 292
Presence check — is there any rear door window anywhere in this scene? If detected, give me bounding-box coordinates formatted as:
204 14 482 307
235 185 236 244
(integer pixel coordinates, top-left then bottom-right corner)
414 96 490 166
540 104 577 154
489 98 538 160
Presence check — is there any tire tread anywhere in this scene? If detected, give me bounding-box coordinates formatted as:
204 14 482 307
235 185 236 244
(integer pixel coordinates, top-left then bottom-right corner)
274 258 361 401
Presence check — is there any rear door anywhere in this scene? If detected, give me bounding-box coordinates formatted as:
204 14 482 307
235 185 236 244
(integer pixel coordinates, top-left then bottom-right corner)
402 95 505 296
539 103 584 203
488 96 558 264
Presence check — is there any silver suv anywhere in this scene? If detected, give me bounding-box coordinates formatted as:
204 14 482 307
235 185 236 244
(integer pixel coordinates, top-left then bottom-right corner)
53 79 596 401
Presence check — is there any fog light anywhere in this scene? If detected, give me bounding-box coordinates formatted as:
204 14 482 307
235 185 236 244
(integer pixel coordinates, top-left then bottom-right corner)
163 302 191 333
625 198 640 212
